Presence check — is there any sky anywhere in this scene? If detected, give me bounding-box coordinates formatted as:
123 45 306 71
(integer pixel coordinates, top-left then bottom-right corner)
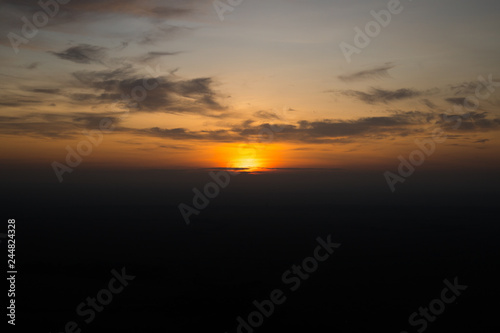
1 0 500 177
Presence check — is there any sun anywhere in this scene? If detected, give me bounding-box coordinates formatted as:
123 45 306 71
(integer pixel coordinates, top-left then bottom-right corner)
213 143 284 172
232 157 262 171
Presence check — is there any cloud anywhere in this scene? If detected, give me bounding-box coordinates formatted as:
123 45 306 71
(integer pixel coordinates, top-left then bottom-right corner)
149 6 192 18
338 63 394 82
127 111 438 144
137 51 182 62
340 88 422 104
445 97 467 105
26 62 40 70
0 1 199 52
0 116 23 122
134 127 236 142
129 110 500 144
437 112 500 132
0 0 197 55
72 64 136 85
0 96 43 107
158 144 194 150
253 110 283 120
71 114 122 129
72 66 227 115
1 0 194 19
0 113 75 139
449 81 479 95
50 44 107 64
421 99 437 110
138 25 192 45
0 112 123 139
2 107 498 144
0 62 227 117
28 88 61 94
474 139 489 143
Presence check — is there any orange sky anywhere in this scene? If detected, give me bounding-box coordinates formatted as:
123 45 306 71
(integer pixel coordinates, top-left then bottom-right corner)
1 0 500 175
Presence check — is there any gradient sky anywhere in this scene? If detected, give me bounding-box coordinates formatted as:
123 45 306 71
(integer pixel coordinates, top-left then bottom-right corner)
1 0 500 173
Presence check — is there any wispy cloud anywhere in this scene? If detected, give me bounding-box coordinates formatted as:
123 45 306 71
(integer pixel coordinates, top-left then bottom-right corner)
338 63 394 82
445 97 467 105
50 44 108 65
137 25 193 45
27 88 61 94
72 66 227 115
2 110 499 144
253 110 283 120
340 88 422 104
474 139 489 143
421 99 437 110
137 51 182 63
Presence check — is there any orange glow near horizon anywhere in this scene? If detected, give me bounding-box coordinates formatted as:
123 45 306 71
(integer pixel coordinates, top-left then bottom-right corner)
212 143 285 171
228 157 264 172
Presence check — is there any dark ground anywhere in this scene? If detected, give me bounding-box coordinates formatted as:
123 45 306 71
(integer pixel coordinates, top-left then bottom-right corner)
2 168 499 332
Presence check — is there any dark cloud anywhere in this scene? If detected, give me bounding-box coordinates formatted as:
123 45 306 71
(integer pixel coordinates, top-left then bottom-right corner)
138 25 192 45
0 116 23 122
1 0 194 19
341 88 422 104
445 97 467 106
253 110 282 120
72 66 227 115
0 112 124 139
449 81 479 95
272 111 435 142
0 1 197 52
50 44 107 64
474 139 489 143
1 62 226 116
69 93 100 102
338 63 394 82
0 96 43 107
2 107 499 144
134 127 236 142
158 144 194 150
0 122 76 139
438 112 500 132
137 51 182 62
28 88 61 94
149 6 191 18
72 114 122 129
128 111 437 144
26 62 40 70
72 65 136 85
421 99 437 110
130 110 500 144
0 113 76 139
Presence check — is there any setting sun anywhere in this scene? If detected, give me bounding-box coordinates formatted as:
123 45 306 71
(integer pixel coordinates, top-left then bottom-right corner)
230 157 262 171
213 143 286 172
